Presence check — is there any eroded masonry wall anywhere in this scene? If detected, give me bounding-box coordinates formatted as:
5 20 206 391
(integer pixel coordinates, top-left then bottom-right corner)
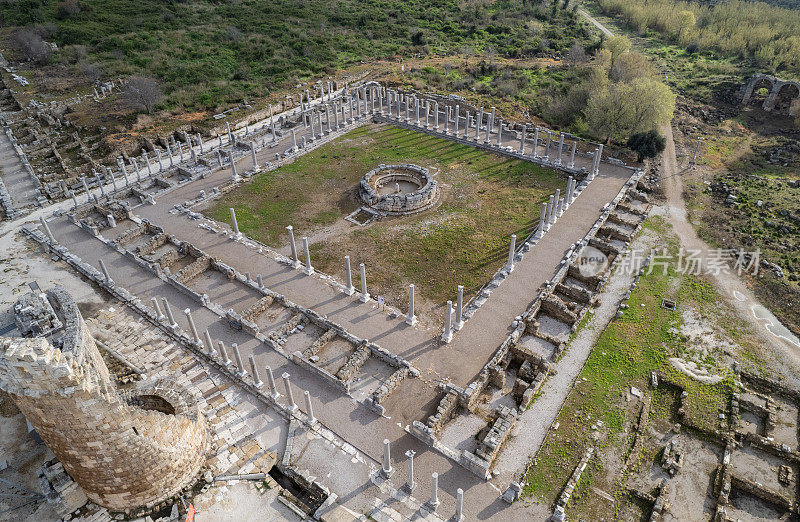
0 289 208 512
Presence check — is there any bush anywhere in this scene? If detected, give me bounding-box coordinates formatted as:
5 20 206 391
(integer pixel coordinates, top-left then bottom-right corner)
627 130 667 162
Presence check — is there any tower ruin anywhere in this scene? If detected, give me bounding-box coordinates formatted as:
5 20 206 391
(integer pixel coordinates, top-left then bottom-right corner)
0 287 208 512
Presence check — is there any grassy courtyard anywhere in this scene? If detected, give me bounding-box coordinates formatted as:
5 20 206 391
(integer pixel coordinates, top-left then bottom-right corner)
206 123 564 314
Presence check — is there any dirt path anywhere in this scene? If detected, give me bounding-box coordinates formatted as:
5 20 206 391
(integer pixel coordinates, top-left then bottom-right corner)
661 124 800 358
578 9 615 38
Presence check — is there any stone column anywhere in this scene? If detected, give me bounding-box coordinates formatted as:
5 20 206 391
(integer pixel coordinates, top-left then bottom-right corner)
425 100 430 128
405 450 415 492
454 106 459 137
132 158 141 182
229 207 241 237
160 298 177 328
203 330 218 357
166 144 174 167
302 237 314 275
519 125 526 154
178 142 184 163
265 366 279 400
309 112 316 141
476 107 483 141
507 234 516 272
249 355 263 387
107 167 118 192
250 142 257 170
556 133 565 165
343 256 355 295
229 151 239 180
95 172 106 197
454 285 464 330
292 129 297 151
333 103 339 129
497 119 503 146
217 341 231 365
232 343 246 377
325 105 332 133
227 122 234 143
382 439 393 478
197 133 204 153
150 297 164 321
405 96 410 123
39 217 55 243
184 309 200 343
406 284 417 326
120 160 129 185
485 115 491 144
552 189 560 224
317 111 323 137
442 301 453 343
81 176 90 202
257 274 264 289
455 488 464 521
557 197 565 218
566 177 575 206
70 190 78 209
379 90 384 115
568 141 577 169
145 151 154 175
444 106 449 133
428 472 440 511
304 391 316 424
546 195 555 231
434 102 439 130
544 132 551 160
537 202 548 239
595 143 604 176
531 126 539 158
98 259 113 285
270 105 276 141
359 263 369 302
282 373 297 411
415 97 420 125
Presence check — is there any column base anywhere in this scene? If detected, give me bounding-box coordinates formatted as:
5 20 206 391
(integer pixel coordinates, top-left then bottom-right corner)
441 331 453 343
254 380 264 389
360 292 370 303
304 266 315 276
344 286 355 296
381 467 393 479
454 320 464 331
426 500 440 512
406 315 417 326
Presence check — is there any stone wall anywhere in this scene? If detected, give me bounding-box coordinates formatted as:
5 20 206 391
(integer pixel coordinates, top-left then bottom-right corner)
0 288 208 513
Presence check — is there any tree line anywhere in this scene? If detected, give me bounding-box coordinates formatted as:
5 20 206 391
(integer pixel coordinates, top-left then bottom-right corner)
597 0 800 76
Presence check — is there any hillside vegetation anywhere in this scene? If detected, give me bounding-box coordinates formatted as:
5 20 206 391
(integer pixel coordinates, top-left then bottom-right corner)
0 0 588 110
597 0 800 77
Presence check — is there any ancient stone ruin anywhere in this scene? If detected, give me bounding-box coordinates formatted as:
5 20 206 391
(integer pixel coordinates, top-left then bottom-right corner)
0 287 209 513
359 163 439 214
741 73 800 114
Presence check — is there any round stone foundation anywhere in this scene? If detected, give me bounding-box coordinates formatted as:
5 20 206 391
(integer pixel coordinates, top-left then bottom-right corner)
359 164 439 214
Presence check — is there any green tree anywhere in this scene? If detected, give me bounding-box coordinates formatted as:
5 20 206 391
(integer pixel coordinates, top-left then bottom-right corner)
605 35 632 61
627 130 667 162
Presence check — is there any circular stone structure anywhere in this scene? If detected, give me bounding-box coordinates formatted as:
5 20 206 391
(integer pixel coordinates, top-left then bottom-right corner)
359 164 439 214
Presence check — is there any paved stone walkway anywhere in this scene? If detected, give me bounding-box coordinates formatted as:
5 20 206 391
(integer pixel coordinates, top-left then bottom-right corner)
0 117 40 209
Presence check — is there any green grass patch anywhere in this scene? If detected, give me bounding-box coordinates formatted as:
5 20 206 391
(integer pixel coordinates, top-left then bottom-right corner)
206 123 564 307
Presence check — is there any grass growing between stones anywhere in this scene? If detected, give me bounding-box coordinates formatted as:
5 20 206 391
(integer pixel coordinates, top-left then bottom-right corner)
206 123 564 311
523 216 742 517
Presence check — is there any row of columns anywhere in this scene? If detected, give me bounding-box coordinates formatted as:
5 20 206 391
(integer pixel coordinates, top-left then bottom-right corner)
382 439 464 520
377 89 602 174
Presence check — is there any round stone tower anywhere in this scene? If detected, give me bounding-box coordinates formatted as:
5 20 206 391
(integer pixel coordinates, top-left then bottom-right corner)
0 287 208 512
